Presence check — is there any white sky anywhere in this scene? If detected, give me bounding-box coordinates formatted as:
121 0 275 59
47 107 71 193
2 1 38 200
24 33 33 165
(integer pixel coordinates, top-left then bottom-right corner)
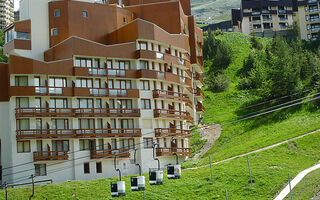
14 1 19 11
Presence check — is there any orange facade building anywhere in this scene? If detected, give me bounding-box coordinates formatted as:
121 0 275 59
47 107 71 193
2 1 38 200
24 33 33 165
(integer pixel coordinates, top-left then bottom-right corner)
0 0 204 183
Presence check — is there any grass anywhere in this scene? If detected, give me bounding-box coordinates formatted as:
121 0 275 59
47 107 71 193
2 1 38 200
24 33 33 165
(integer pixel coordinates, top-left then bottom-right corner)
1 132 320 199
283 168 320 200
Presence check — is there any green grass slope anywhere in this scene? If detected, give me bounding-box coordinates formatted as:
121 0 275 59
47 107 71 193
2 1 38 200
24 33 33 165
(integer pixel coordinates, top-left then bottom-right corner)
2 132 319 199
283 168 320 200
184 32 320 167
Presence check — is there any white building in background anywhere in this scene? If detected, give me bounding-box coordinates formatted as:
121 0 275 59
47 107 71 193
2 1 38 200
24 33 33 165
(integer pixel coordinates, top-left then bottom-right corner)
0 0 204 184
0 0 14 29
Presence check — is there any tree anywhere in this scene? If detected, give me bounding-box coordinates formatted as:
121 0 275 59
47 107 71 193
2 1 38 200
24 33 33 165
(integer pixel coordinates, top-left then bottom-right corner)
251 35 263 50
0 31 8 63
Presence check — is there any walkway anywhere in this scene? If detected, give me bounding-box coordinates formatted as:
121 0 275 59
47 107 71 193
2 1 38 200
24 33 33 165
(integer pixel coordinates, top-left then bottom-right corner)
274 164 320 200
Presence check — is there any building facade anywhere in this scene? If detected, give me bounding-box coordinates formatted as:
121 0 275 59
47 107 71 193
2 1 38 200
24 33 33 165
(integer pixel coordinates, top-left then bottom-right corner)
239 0 295 38
0 0 14 30
296 0 320 41
0 0 204 184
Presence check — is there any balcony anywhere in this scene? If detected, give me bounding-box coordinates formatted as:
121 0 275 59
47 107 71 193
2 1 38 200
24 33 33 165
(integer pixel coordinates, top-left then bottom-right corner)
15 108 75 118
154 109 193 122
75 128 141 138
136 50 190 68
193 72 205 85
73 67 107 77
107 69 138 78
153 90 189 102
75 108 141 117
194 87 205 99
10 86 73 97
16 129 76 140
155 128 191 137
196 102 205 113
156 147 192 157
108 89 140 98
90 149 130 159
74 87 108 97
33 151 69 162
4 39 31 55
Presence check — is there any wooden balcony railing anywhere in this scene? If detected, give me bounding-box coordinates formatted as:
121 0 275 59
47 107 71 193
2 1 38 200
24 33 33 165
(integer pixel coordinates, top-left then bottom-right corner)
16 129 76 140
75 108 141 117
15 108 75 118
75 128 141 138
33 151 69 162
17 128 141 139
194 87 205 99
153 90 189 102
156 147 192 157
90 149 130 159
193 72 205 85
155 128 191 137
196 102 205 113
154 109 193 122
15 108 140 118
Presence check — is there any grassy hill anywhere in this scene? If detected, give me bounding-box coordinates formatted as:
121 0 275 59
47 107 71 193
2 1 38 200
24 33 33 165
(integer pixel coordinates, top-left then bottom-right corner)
2 33 320 199
191 0 240 23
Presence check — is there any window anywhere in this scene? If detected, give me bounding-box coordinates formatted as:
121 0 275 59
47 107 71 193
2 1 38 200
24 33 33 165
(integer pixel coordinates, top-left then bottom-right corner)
141 99 151 109
15 76 28 86
76 78 93 88
141 80 150 90
118 99 132 109
139 42 147 50
49 77 67 88
119 139 135 150
120 119 134 129
114 60 130 69
123 17 127 23
50 98 68 108
80 140 90 151
140 61 149 70
16 119 30 130
17 141 30 153
51 28 58 36
78 98 93 108
54 10 60 17
143 138 153 149
79 119 95 129
96 162 102 173
82 11 88 18
16 97 29 108
84 163 90 174
52 140 69 151
51 119 69 130
16 32 30 40
35 164 47 176
74 57 93 68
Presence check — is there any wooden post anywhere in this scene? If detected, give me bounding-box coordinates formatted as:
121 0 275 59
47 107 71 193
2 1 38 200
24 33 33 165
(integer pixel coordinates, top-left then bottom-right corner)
209 156 214 184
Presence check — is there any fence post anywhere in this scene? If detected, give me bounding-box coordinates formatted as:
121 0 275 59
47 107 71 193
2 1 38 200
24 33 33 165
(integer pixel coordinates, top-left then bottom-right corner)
4 182 7 200
288 174 293 200
143 190 145 200
246 155 253 185
225 189 228 200
209 156 214 184
29 174 35 200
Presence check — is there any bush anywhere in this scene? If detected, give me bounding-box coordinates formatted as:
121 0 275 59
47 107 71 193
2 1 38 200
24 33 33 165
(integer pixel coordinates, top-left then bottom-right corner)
206 72 230 92
251 35 263 50
238 77 252 90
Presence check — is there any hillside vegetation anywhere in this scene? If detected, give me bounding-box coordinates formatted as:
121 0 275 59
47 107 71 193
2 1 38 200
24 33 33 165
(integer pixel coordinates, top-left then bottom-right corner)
191 0 240 23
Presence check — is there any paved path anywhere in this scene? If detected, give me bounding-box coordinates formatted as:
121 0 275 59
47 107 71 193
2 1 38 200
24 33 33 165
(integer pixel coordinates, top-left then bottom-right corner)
274 164 320 200
185 128 320 170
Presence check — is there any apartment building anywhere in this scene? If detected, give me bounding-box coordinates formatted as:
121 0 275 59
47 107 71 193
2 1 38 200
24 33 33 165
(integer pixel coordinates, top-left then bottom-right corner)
295 0 320 40
0 0 204 184
0 0 14 30
240 0 295 38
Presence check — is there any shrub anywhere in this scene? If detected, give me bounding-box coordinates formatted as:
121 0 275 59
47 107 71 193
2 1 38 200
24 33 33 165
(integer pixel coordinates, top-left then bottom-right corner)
238 77 252 90
206 72 230 92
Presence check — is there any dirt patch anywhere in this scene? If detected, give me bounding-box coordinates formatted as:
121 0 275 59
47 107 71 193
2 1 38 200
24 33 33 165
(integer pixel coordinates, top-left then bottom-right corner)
289 141 298 149
192 124 222 160
311 189 320 200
